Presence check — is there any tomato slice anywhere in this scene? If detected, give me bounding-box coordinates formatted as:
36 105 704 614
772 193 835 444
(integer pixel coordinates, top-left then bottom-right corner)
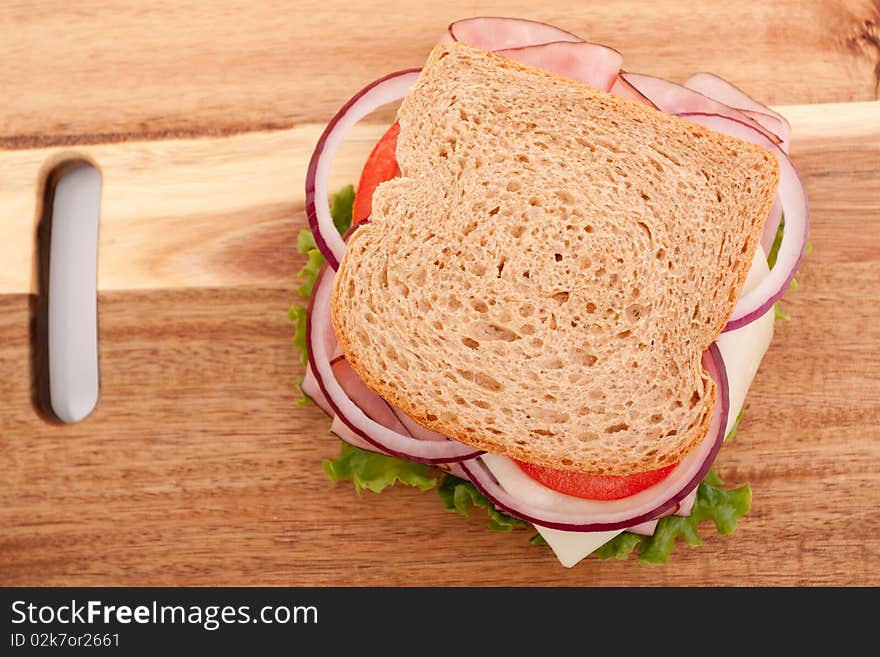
353 122 402 224
514 460 676 501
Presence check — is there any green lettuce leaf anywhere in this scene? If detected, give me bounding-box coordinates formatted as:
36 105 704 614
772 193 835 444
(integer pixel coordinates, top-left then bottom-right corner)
766 215 785 269
725 410 744 441
595 470 751 565
322 442 438 494
766 214 810 321
774 304 791 321
437 475 530 532
330 184 355 235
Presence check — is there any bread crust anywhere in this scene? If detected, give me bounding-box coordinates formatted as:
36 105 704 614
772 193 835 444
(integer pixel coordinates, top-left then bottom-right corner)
331 42 778 475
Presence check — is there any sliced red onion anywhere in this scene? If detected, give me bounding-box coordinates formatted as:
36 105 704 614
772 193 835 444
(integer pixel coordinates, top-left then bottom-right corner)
676 113 808 332
496 41 622 91
610 76 659 108
446 16 581 50
307 264 483 464
305 69 420 270
621 72 782 145
331 356 410 435
302 363 333 416
684 72 791 147
330 414 386 454
460 344 729 532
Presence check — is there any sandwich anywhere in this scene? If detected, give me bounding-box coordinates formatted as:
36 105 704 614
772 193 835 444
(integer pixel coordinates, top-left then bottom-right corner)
294 17 808 567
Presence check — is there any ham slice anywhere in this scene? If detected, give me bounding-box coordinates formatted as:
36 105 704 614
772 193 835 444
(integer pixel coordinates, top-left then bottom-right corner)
330 356 410 435
497 42 622 91
684 72 791 147
302 363 333 416
621 72 782 145
446 16 581 50
610 76 659 108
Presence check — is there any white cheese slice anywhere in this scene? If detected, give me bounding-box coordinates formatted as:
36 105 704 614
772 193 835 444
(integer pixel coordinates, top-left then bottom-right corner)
534 527 623 568
495 247 775 567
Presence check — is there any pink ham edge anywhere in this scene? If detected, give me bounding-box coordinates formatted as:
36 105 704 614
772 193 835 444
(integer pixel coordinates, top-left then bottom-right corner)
610 76 659 108
620 72 782 145
628 519 659 536
676 487 698 517
445 16 582 50
629 488 696 536
496 41 622 91
302 363 333 416
330 356 411 436
391 408 449 442
684 72 791 146
682 72 788 250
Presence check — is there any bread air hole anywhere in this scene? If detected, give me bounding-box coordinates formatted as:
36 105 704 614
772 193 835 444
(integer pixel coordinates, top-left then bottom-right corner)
461 337 480 350
577 431 598 443
626 304 647 322
472 322 519 342
605 422 629 434
577 352 598 366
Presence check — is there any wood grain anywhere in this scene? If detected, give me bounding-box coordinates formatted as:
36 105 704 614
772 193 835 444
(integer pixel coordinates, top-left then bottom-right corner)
0 125 385 293
1 0 879 147
2 102 878 295
1 102 878 585
1 3 879 585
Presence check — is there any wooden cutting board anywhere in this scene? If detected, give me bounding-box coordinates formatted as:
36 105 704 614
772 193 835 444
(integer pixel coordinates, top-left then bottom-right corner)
1 1 878 586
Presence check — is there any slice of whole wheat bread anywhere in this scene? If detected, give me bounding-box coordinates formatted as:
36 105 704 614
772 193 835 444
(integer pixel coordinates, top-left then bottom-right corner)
331 42 778 476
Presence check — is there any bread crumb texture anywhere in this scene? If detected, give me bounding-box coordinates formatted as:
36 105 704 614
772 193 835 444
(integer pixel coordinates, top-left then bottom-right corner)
332 42 778 475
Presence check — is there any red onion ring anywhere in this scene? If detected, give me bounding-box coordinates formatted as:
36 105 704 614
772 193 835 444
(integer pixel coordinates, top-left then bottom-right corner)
330 414 387 454
459 344 729 532
307 264 483 464
305 69 420 270
676 113 808 332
